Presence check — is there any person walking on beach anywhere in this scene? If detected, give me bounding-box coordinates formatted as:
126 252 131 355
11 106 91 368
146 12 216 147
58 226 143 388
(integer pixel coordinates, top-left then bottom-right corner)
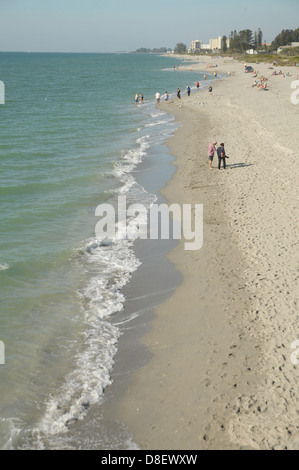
163 91 169 103
187 86 191 97
155 92 161 104
196 81 200 90
177 88 181 99
217 143 226 170
208 141 217 170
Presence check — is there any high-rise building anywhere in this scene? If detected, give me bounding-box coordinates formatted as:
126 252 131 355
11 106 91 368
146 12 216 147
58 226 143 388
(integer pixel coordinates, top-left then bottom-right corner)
209 36 223 51
190 40 202 52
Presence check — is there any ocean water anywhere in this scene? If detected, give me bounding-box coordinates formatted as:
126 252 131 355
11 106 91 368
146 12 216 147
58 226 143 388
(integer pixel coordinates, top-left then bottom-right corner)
0 52 213 449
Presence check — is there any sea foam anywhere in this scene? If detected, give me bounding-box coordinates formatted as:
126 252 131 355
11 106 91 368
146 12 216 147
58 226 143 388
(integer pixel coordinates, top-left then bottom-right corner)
0 263 9 271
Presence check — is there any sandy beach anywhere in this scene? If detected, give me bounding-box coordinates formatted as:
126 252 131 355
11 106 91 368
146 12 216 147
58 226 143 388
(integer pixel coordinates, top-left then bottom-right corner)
114 56 299 450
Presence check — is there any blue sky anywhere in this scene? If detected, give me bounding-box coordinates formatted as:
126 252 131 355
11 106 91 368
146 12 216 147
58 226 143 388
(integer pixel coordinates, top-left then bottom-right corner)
0 0 298 52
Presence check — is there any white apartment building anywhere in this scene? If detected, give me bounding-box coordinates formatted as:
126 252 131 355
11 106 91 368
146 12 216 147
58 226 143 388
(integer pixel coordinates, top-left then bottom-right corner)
190 36 229 53
277 42 299 53
209 36 223 50
190 40 202 52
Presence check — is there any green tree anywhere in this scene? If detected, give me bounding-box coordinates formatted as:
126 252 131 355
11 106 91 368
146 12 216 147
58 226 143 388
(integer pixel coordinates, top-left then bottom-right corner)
239 29 253 51
254 31 258 49
228 29 254 51
258 28 263 48
271 28 299 50
174 43 187 54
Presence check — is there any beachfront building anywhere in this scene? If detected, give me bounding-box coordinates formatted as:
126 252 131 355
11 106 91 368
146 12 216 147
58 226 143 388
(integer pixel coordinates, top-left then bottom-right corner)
190 40 202 53
189 36 230 53
209 36 223 51
277 42 299 53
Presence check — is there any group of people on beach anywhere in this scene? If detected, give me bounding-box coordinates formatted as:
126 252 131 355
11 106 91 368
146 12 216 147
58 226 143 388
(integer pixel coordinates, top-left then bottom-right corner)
208 142 228 170
155 78 212 103
136 73 215 105
252 75 268 91
155 91 169 104
271 69 291 78
250 65 293 93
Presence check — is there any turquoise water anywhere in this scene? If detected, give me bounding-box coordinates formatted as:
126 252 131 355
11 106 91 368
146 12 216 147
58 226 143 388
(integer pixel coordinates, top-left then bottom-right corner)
0 52 213 449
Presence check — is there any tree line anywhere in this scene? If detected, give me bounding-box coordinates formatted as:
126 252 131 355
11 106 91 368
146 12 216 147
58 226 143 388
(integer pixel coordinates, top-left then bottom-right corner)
227 28 263 52
271 28 299 50
172 30 265 54
228 27 299 52
135 26 299 55
134 47 172 54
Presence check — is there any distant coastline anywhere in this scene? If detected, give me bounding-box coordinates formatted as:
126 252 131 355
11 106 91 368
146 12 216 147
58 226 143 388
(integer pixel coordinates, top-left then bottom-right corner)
132 47 172 54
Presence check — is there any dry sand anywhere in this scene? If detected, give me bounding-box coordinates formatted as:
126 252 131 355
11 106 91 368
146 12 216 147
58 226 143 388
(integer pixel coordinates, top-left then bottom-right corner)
114 56 299 450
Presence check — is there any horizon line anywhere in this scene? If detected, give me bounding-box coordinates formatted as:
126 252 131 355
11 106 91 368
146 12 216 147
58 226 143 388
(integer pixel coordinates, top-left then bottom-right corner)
0 50 133 54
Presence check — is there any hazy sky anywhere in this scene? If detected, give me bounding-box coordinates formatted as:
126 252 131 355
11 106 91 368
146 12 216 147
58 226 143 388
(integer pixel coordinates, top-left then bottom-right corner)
0 0 298 52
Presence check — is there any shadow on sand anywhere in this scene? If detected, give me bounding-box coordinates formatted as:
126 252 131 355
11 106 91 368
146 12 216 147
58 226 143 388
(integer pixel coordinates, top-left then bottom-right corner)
226 162 255 169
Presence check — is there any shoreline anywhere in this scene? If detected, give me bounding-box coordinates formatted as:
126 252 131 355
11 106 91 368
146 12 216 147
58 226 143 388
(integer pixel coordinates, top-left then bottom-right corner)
114 56 299 450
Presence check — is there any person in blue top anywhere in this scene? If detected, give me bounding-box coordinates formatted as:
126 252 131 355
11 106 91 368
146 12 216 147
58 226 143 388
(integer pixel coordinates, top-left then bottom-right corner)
217 143 226 170
187 86 191 96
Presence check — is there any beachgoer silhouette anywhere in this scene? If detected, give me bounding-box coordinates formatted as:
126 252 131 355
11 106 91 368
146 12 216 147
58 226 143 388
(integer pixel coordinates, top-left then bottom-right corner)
217 143 226 170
